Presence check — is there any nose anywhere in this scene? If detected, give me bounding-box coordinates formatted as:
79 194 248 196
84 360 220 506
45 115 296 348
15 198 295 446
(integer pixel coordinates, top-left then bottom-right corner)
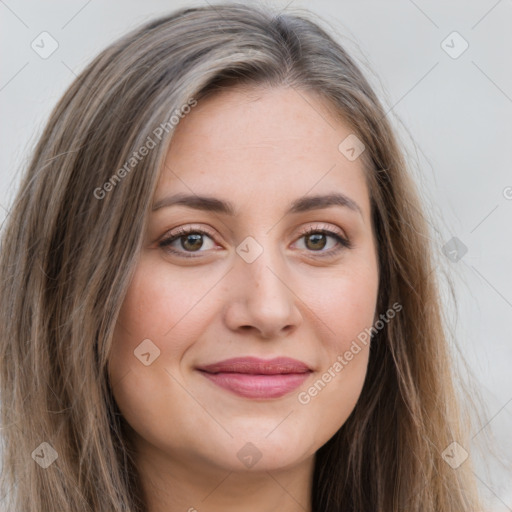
223 246 303 339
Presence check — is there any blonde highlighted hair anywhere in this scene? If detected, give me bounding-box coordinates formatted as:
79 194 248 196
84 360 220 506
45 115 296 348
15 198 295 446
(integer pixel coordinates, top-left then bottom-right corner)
0 3 482 510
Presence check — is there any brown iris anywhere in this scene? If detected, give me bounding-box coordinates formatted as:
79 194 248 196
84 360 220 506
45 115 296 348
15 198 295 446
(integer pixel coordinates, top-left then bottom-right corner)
181 233 203 251
305 233 327 251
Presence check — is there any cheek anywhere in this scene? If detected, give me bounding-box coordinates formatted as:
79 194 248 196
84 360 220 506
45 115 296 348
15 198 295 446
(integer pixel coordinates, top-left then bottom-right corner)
107 260 208 413
110 258 214 364
107 260 218 448
313 260 379 352
299 316 374 443
293 258 378 429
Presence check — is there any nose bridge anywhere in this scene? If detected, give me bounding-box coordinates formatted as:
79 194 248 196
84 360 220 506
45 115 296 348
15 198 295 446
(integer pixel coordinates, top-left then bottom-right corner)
240 236 289 302
226 233 301 337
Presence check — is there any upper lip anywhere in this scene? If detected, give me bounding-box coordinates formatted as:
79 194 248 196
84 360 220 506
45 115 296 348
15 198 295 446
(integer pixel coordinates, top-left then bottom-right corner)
197 356 312 375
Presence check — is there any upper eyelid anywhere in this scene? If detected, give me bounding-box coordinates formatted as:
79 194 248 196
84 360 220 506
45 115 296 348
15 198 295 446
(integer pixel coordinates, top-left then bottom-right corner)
161 223 346 242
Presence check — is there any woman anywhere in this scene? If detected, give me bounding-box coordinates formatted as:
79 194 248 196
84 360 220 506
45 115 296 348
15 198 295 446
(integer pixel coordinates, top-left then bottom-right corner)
0 3 483 511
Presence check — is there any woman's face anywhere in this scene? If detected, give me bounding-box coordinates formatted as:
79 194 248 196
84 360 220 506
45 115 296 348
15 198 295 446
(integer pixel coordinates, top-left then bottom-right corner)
109 85 379 475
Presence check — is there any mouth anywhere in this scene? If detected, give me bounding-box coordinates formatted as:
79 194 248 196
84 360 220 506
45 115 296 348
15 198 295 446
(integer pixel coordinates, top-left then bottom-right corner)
196 356 312 399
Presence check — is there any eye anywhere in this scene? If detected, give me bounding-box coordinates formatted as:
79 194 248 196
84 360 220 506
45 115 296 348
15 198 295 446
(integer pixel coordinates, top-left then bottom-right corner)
159 226 218 258
293 225 352 257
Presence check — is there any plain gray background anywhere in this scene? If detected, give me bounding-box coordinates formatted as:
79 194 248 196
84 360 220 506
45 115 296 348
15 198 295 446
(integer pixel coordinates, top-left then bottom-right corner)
1 0 511 509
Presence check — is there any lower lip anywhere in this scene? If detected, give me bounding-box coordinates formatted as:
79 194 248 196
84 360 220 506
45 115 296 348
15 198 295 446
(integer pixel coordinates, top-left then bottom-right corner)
199 371 311 399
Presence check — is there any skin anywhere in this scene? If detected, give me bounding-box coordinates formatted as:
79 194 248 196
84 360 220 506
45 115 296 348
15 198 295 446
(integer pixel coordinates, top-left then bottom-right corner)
108 85 380 512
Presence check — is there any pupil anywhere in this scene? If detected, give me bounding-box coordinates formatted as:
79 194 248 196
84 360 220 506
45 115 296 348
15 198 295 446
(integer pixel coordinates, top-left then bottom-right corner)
182 234 203 251
307 233 326 250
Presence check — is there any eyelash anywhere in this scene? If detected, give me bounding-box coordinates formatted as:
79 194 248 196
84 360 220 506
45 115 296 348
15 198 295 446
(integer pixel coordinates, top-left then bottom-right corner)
158 224 352 259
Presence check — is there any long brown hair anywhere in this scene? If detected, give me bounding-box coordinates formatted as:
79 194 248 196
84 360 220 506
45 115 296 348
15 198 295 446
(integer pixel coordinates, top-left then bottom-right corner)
0 3 482 510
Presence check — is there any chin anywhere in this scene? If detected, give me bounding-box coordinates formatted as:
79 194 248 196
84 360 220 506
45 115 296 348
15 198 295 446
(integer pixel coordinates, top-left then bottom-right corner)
192 423 319 473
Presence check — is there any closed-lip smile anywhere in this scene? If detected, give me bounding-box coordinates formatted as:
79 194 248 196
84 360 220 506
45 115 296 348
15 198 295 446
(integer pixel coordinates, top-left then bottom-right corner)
197 356 312 399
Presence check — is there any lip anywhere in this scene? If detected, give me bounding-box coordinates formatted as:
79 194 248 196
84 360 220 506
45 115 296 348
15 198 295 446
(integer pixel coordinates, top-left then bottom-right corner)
197 356 312 399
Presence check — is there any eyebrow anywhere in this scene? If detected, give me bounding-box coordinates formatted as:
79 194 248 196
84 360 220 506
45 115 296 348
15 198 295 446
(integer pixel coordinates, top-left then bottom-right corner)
152 192 363 217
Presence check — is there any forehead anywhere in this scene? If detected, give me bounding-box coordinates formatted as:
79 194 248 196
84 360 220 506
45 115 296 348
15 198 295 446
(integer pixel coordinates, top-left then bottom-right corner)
169 85 351 153
157 85 371 219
